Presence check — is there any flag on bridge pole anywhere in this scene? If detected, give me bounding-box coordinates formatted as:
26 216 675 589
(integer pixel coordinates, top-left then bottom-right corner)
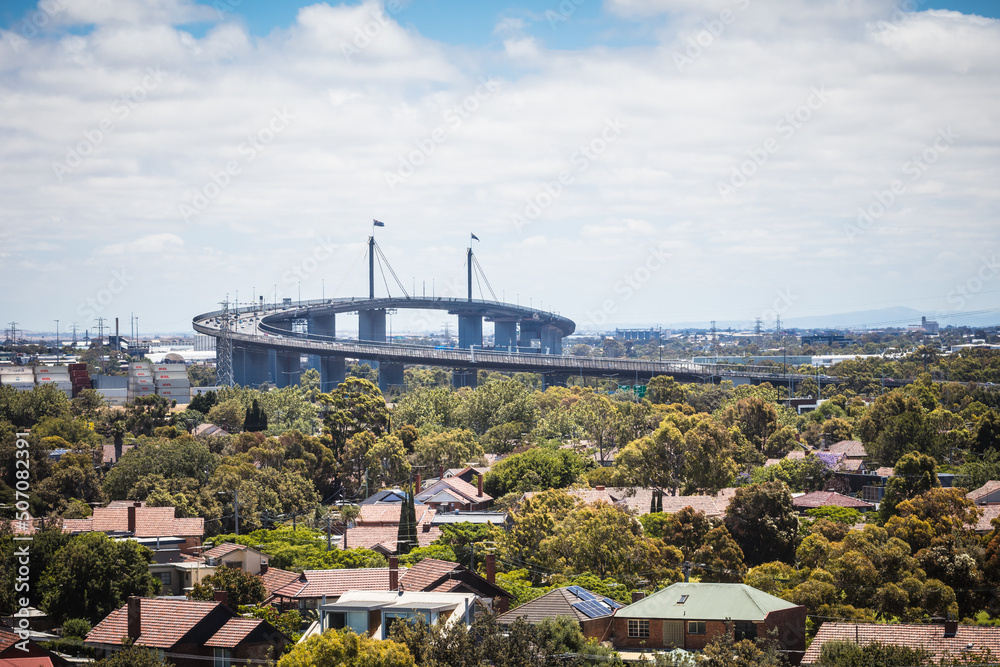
471 233 480 241
373 219 385 227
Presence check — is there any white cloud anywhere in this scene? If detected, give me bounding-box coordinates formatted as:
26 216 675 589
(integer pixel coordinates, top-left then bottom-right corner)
0 0 997 330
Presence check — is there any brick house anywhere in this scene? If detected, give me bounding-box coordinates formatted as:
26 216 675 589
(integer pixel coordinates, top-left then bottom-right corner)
86 596 290 667
612 583 806 663
0 626 72 666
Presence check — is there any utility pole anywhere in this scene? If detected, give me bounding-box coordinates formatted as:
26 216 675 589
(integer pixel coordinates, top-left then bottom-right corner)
234 488 239 536
71 322 78 347
54 320 59 361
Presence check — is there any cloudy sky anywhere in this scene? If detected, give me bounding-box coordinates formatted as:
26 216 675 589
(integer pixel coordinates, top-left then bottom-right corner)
1 0 998 336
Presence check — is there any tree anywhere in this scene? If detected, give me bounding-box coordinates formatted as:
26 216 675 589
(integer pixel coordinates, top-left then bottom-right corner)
207 398 245 432
724 481 799 567
187 564 266 607
974 409 1000 454
484 447 594 498
243 398 268 432
681 417 737 493
391 387 463 429
39 532 160 625
365 434 411 489
693 525 746 583
614 420 685 496
411 429 484 472
124 395 172 436
320 378 389 455
460 378 538 434
646 375 687 405
879 451 940 523
642 506 713 560
720 396 781 456
103 436 218 500
278 628 414 667
189 390 218 414
701 632 785 667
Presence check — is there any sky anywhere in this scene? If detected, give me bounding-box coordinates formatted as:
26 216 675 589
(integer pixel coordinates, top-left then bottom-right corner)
0 0 998 336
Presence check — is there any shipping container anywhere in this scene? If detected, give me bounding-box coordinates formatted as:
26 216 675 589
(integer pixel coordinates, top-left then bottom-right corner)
35 366 69 376
0 366 34 376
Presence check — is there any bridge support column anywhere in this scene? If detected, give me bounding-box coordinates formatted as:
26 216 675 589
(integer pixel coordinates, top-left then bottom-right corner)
494 321 517 350
379 363 405 396
320 356 346 392
275 351 301 388
541 324 563 355
452 369 478 389
309 313 336 339
458 315 483 349
519 321 541 350
235 345 270 387
359 309 386 370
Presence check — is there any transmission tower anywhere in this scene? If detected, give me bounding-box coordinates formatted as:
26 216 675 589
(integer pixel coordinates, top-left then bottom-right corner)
216 297 235 387
754 317 762 338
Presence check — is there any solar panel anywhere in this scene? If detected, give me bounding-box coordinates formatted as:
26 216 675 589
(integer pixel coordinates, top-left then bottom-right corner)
571 600 612 619
567 586 597 602
604 598 623 609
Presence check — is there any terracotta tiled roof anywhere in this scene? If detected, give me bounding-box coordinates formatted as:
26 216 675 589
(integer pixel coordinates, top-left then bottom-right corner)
272 568 396 600
828 440 866 457
203 543 245 559
792 491 874 510
967 480 1000 503
400 558 462 592
972 505 1000 534
875 466 894 477
345 505 441 551
802 622 1000 665
86 599 218 649
260 567 300 599
0 627 19 652
417 477 493 504
62 506 203 538
102 444 135 464
204 617 263 647
786 450 807 460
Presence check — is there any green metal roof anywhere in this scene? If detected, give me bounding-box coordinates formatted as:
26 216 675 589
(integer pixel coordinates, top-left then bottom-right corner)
617 583 800 621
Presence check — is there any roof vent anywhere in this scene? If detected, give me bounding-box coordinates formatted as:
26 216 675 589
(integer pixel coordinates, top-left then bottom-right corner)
678 595 689 605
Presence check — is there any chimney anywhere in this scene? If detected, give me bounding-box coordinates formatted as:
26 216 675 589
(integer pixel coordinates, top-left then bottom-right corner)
944 620 958 638
632 591 646 603
477 474 484 498
595 485 605 491
127 505 137 534
214 590 228 607
438 465 444 480
486 554 496 584
497 596 510 614
389 556 399 591
415 473 421 493
260 561 269 575
127 596 141 640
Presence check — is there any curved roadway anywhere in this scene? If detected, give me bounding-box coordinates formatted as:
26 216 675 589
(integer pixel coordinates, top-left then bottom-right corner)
192 298 862 385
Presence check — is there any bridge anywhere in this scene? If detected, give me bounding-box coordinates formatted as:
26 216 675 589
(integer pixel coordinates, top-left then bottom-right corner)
192 235 892 394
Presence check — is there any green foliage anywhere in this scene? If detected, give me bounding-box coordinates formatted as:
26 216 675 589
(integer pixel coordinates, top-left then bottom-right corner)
392 387 463 429
753 454 831 493
189 390 218 414
241 605 303 642
805 506 862 525
320 377 389 454
485 447 595 497
879 451 940 523
95 643 174 666
187 564 266 607
411 429 483 472
815 640 929 667
460 377 538 434
39 532 160 625
61 617 92 638
724 481 800 567
0 384 71 429
207 527 387 571
102 435 217 500
436 522 495 569
279 627 414 667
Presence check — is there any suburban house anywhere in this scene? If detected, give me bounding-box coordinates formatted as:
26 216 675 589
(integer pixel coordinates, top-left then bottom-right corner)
802 622 1000 665
343 503 442 553
62 502 204 555
825 440 867 471
497 586 622 642
444 466 491 485
791 491 874 512
317 590 481 640
202 543 269 573
611 582 806 663
415 475 494 512
967 480 1000 506
0 626 72 666
271 556 511 613
86 596 290 667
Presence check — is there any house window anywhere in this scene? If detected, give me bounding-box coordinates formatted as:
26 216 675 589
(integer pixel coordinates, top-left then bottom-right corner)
677 595 689 604
213 648 231 667
383 611 432 639
627 620 650 638
735 621 757 641
688 621 706 635
158 572 171 586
